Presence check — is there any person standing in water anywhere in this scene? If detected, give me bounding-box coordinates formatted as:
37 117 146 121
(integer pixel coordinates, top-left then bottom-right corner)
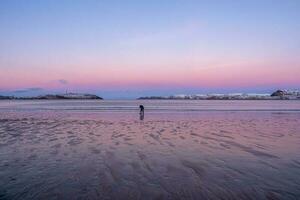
139 105 144 120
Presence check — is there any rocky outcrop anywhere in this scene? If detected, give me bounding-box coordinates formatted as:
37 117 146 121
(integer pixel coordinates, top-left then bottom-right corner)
271 90 284 97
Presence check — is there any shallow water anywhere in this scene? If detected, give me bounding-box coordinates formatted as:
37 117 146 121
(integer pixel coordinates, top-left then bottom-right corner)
1 99 300 112
0 100 300 199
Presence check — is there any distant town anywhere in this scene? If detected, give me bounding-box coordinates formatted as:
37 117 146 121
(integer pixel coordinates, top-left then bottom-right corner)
138 90 300 100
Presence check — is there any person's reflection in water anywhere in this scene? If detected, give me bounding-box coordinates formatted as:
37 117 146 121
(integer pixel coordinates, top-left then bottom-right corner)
139 105 144 120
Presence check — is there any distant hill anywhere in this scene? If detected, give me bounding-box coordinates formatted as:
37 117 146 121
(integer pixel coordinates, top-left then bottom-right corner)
138 90 300 100
0 93 103 100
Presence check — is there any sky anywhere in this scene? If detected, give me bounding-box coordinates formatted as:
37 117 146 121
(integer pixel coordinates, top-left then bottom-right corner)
0 0 299 99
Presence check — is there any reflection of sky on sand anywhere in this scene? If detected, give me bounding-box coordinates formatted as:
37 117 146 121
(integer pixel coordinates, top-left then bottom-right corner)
0 108 300 199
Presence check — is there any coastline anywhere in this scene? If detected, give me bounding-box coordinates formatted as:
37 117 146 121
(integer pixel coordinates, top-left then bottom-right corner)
138 90 300 100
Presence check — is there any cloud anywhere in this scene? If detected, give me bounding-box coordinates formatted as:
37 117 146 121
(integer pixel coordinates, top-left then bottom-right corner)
13 87 44 93
58 79 68 85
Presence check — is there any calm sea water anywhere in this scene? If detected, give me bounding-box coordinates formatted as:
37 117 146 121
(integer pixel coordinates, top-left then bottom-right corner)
1 99 300 112
0 100 300 199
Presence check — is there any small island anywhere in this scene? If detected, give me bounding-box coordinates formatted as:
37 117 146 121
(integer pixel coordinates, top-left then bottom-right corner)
138 90 300 100
0 93 103 100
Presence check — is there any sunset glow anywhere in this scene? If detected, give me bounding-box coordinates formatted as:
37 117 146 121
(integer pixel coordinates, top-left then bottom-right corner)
1 0 299 98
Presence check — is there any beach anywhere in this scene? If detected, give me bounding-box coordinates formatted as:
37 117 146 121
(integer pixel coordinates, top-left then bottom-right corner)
0 100 300 199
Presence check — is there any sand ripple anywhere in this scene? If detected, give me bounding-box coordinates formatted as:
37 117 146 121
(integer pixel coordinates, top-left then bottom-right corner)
0 111 300 199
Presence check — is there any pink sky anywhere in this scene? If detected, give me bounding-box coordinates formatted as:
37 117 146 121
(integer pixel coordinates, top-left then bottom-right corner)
1 1 300 98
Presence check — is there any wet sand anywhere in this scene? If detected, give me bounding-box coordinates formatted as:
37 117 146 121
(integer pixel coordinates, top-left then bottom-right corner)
1 103 300 199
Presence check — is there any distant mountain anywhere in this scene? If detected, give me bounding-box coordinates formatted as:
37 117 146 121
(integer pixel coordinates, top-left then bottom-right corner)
0 93 103 100
138 90 300 100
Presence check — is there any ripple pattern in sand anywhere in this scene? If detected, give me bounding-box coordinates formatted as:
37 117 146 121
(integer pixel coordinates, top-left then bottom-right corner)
0 112 300 199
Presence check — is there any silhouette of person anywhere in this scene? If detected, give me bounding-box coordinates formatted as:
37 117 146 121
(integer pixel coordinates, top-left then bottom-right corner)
139 105 144 120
